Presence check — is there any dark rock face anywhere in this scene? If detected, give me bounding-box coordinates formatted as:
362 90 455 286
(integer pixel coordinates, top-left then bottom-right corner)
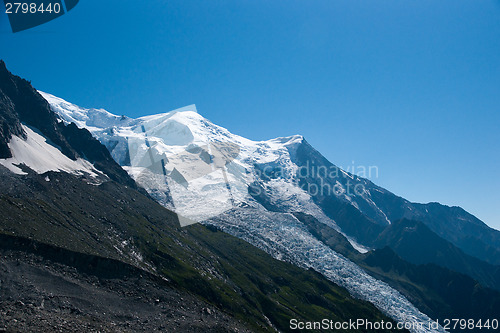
0 61 27 159
295 212 500 332
0 60 77 160
360 247 500 331
0 88 25 158
59 122 137 188
374 218 500 291
285 136 500 266
289 139 392 229
0 60 138 189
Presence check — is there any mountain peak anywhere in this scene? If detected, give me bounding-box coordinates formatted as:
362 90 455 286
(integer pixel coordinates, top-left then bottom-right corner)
137 104 198 121
0 59 7 72
0 62 138 187
269 134 304 145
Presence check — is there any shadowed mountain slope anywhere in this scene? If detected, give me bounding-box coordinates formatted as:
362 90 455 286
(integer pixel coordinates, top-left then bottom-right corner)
294 212 500 332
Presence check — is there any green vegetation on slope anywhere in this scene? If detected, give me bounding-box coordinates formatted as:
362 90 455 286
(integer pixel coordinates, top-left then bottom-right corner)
0 168 403 332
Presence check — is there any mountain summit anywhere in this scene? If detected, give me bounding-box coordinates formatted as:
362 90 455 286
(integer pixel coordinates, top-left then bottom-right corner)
38 90 500 331
41 90 500 263
1 60 411 333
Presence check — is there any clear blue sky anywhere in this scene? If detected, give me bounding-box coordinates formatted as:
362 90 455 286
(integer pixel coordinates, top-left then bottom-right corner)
1 0 499 229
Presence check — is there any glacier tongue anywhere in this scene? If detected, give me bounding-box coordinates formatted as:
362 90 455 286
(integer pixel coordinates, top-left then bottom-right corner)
207 209 444 333
42 92 444 332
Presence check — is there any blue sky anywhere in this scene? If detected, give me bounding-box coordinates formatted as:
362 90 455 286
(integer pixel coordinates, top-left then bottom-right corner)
1 0 499 229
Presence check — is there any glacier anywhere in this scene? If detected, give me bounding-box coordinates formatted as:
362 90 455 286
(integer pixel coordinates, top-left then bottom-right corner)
40 91 444 333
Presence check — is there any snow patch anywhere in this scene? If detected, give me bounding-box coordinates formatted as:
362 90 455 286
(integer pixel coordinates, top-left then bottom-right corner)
0 124 101 178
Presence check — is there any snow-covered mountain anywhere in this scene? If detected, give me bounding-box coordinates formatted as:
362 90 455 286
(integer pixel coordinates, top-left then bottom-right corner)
43 92 335 226
0 61 141 191
41 91 500 262
42 92 397 233
40 91 461 332
39 89 500 332
3 60 498 333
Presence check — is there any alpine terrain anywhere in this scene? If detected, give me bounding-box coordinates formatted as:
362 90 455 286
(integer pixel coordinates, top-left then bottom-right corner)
0 60 412 332
1 59 499 332
35 68 500 331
